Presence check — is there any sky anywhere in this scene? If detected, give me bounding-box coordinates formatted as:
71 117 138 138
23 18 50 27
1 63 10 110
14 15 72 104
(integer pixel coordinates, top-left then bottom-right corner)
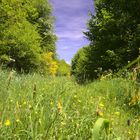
49 0 95 64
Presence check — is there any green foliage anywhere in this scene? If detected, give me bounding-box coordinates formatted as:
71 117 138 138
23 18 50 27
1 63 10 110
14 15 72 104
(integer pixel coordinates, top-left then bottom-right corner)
72 0 140 82
92 118 109 140
72 45 99 83
57 59 70 76
40 57 70 77
0 0 56 72
30 0 57 54
71 46 89 83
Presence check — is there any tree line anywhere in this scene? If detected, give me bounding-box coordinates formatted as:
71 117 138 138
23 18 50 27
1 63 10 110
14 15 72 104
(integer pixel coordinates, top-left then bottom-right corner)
0 0 70 76
72 0 140 83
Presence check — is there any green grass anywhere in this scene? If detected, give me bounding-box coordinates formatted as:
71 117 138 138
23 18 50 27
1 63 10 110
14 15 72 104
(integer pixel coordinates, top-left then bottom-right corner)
0 70 139 139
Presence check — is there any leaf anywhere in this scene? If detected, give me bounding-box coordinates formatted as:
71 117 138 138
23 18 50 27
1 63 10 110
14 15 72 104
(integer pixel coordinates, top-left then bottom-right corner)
92 118 110 140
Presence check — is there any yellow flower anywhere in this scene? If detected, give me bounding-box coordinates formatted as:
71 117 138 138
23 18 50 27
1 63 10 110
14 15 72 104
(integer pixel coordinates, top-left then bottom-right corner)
99 112 104 117
23 101 26 105
10 99 13 102
74 95 77 98
99 103 104 107
128 130 131 135
29 104 32 109
115 112 120 116
16 119 20 123
5 120 11 126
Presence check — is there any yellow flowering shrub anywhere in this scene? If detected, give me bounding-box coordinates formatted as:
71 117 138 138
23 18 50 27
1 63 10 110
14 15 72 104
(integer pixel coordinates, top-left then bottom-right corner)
41 52 58 76
49 61 58 76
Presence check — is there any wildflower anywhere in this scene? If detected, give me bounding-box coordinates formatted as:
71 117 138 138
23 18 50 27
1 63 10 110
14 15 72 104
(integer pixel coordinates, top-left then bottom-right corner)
5 120 11 126
29 104 32 109
16 119 20 123
128 130 131 135
10 99 13 103
99 103 104 107
96 110 104 117
99 112 104 117
74 95 77 98
115 112 120 116
23 101 26 105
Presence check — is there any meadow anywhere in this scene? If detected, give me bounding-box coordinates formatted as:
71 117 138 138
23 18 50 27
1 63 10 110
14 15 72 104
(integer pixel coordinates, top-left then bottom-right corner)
0 70 139 140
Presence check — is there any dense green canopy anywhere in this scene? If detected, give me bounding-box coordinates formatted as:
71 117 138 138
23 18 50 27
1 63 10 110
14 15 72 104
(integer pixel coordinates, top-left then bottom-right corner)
0 0 56 72
72 0 140 82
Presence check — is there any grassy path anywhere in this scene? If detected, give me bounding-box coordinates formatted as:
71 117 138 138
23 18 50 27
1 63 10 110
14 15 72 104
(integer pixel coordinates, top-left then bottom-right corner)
0 71 139 139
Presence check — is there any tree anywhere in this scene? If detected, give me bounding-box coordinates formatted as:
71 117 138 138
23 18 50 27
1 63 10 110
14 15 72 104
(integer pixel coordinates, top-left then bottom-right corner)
0 0 57 72
0 0 41 72
86 0 140 69
28 0 57 54
72 0 140 82
71 46 95 83
57 59 70 76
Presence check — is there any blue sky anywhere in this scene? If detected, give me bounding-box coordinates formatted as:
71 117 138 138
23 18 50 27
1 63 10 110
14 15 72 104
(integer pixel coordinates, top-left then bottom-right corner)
49 0 95 64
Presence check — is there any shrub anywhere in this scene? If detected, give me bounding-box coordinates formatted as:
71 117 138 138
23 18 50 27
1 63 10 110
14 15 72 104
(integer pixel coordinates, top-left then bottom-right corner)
40 52 58 76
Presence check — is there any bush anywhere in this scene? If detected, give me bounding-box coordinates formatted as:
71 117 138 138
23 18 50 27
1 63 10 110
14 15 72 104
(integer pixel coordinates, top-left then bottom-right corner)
40 52 58 76
57 59 70 76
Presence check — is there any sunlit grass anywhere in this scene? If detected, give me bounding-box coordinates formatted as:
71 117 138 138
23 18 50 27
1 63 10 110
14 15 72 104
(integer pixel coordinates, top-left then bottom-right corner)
0 70 139 139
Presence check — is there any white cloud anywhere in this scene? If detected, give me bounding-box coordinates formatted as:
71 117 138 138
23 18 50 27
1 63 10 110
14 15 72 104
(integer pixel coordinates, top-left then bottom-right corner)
56 31 84 40
49 0 94 62
50 0 90 9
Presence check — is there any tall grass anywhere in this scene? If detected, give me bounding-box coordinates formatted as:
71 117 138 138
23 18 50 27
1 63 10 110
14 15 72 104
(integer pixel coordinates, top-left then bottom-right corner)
0 70 139 139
